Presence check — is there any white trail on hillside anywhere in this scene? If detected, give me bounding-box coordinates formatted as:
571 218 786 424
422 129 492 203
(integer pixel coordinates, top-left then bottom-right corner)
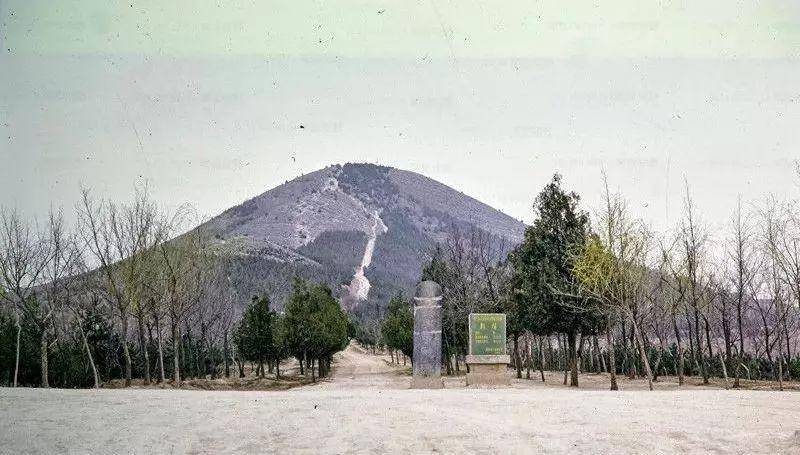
346 211 387 301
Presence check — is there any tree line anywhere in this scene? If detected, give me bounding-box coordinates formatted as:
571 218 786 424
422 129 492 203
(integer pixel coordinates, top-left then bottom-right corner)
0 187 349 388
234 278 349 382
392 171 800 390
6 169 800 391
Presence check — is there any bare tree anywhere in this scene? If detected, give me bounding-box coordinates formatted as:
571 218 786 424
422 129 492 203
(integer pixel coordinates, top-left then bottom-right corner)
37 209 83 387
67 276 103 389
431 226 512 374
760 197 797 389
157 215 213 386
724 197 759 388
77 187 160 386
680 183 712 384
0 208 49 387
659 239 688 385
573 177 653 390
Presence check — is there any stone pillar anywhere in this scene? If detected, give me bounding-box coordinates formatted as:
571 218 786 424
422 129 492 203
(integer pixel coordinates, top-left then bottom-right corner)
466 313 511 386
411 280 444 389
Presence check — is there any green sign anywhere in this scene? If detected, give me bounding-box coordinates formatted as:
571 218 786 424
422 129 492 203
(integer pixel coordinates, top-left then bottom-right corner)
469 313 507 356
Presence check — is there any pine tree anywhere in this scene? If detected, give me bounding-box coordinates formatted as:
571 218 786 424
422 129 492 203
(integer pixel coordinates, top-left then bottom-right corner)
509 174 601 387
381 293 413 360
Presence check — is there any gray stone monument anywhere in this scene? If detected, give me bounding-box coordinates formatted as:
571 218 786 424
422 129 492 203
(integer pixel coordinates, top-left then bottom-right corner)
466 313 511 386
411 280 444 389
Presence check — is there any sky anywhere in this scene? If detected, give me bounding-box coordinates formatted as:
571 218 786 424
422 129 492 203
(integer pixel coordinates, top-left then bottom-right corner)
2 0 800 243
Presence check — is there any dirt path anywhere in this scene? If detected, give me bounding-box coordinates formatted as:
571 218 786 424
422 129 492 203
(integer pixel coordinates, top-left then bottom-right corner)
315 342 410 390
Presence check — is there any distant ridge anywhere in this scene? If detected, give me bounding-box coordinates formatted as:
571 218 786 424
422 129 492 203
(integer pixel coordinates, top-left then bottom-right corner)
202 163 526 311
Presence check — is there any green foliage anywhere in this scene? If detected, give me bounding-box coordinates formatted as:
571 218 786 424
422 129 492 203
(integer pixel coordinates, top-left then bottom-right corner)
284 278 349 378
233 295 295 378
234 296 276 374
371 209 434 287
509 174 601 337
421 244 448 284
381 294 413 359
572 235 618 294
0 305 127 387
297 230 366 280
271 313 291 368
350 313 381 350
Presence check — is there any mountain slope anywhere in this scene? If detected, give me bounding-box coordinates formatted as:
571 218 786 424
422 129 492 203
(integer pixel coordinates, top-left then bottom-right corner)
203 163 525 311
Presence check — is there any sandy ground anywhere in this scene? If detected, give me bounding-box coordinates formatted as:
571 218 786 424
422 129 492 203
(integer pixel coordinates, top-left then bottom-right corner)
2 344 800 454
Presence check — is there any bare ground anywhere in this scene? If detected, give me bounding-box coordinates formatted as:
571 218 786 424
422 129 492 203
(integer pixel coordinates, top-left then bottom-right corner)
2 344 800 454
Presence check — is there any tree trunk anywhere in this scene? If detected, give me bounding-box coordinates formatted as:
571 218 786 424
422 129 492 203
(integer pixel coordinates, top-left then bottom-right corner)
77 316 100 388
121 315 132 387
525 335 532 379
137 314 151 385
40 331 49 388
13 312 21 387
146 323 156 381
567 331 578 387
672 309 685 386
621 318 632 379
172 323 181 386
784 321 792 381
685 309 696 374
694 308 708 384
605 324 618 391
719 352 730 389
735 294 744 388
631 316 654 391
223 330 230 378
538 336 546 382
209 348 217 380
595 336 607 373
776 316 784 391
704 317 714 363
154 314 166 384
514 333 522 379
311 358 316 383
722 312 732 367
443 343 453 375
559 334 568 385
652 347 664 382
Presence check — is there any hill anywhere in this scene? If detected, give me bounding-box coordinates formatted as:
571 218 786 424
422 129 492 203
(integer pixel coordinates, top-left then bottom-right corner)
202 163 526 311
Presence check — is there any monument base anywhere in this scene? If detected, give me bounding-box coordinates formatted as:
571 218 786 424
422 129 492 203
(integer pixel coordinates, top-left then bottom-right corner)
466 355 511 386
411 375 444 389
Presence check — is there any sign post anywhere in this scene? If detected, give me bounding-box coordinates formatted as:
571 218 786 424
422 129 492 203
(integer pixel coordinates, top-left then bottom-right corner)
466 313 510 386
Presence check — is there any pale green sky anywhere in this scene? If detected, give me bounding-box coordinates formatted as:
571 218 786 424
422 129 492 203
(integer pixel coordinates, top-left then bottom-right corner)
4 0 800 58
2 0 800 242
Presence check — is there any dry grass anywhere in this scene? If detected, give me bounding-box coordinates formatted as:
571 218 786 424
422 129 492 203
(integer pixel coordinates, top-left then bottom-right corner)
5 345 800 454
504 370 800 391
102 357 320 391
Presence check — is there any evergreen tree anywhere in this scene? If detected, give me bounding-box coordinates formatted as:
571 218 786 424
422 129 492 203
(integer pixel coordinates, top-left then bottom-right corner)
509 174 601 387
271 313 290 378
381 293 413 360
234 296 274 378
284 278 349 381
